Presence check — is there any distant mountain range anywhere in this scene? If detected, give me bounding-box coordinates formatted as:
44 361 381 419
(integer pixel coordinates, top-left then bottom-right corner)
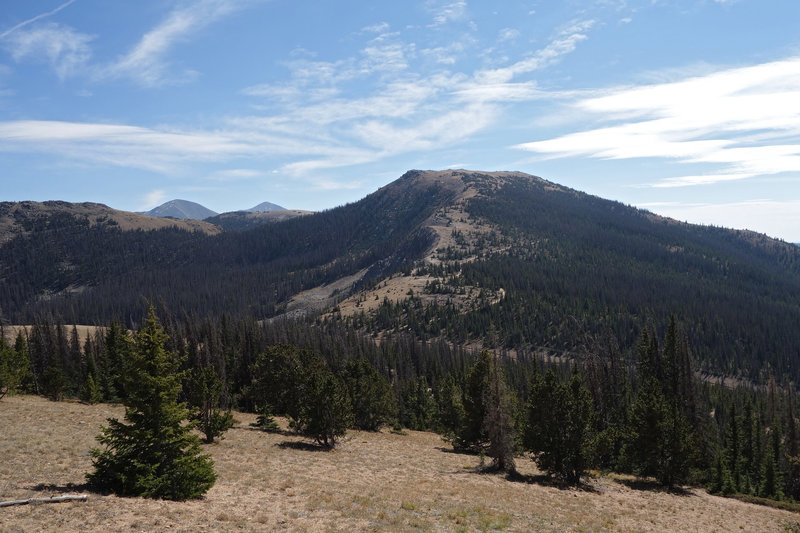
142 199 287 220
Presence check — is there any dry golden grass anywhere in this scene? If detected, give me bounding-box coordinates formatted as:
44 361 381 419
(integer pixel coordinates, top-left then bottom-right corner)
2 326 105 348
1 394 798 532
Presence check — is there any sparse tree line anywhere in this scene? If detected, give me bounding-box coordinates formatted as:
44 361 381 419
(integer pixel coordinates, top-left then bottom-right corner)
2 310 800 505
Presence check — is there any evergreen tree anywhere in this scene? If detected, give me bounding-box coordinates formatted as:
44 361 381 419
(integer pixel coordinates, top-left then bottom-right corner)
481 354 516 473
580 329 628 471
0 334 31 398
40 365 68 401
660 401 693 487
13 333 33 393
525 366 593 483
637 324 660 383
399 376 436 431
250 344 352 446
740 399 757 493
436 374 466 444
186 365 234 444
87 307 216 500
623 377 691 486
563 366 594 483
724 402 742 492
708 450 726 494
343 358 397 431
761 437 781 499
786 383 800 500
294 358 352 447
103 322 132 402
80 373 102 405
80 348 103 404
456 351 493 450
249 344 306 421
0 338 11 399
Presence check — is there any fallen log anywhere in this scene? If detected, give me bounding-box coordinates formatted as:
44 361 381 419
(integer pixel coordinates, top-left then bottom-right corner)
0 494 88 507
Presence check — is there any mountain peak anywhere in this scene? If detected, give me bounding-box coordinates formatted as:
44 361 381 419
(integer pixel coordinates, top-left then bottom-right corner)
144 199 217 220
247 201 285 212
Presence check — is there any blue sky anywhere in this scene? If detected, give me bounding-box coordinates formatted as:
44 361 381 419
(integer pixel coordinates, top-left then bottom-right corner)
1 1 800 241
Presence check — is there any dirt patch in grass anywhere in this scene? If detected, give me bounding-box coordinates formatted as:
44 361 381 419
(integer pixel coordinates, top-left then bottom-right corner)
1 395 797 532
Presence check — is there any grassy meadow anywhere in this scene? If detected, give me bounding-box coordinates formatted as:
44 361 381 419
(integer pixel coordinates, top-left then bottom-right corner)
1 394 797 532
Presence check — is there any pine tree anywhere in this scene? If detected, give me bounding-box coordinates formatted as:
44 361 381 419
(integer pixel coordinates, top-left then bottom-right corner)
87 307 216 500
785 383 800 500
343 358 397 431
760 437 781 499
525 366 593 483
0 334 30 398
724 402 742 492
103 322 132 402
481 354 516 473
563 366 593 483
0 338 11 399
250 345 352 447
457 351 493 450
708 450 725 494
623 376 690 486
186 365 234 444
249 344 306 421
40 365 68 401
80 349 103 404
740 399 757 493
294 358 352 447
13 333 33 393
436 374 466 444
400 376 436 431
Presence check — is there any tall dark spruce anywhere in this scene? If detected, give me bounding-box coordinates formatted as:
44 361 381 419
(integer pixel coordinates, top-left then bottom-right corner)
86 307 216 500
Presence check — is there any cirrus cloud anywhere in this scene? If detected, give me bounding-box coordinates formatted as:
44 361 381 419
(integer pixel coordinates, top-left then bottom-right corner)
515 57 800 188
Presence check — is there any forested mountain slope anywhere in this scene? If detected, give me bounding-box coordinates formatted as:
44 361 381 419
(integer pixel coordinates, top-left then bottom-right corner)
204 209 312 232
0 171 451 323
346 172 800 380
0 200 220 245
1 170 799 380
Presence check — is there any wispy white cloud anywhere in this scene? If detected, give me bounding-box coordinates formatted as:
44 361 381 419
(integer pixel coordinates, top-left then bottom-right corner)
0 5 594 181
361 22 390 34
361 42 413 73
142 189 167 210
207 168 262 181
309 177 365 191
420 40 467 65
101 0 254 87
4 22 92 80
515 57 800 187
452 81 543 103
0 0 77 40
0 120 253 173
3 0 261 86
427 1 468 26
498 28 520 42
475 20 594 84
649 173 755 188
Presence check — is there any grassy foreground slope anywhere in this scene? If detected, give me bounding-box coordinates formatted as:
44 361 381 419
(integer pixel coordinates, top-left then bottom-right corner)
1 395 797 532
